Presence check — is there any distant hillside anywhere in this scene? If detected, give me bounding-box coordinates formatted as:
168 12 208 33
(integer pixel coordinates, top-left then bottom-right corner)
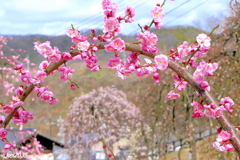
2 26 205 63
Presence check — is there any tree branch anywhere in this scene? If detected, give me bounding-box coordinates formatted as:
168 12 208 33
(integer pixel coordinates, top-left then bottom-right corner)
1 42 240 156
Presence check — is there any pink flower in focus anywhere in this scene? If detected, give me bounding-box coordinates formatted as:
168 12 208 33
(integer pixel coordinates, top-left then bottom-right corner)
177 41 191 60
3 105 14 114
173 75 188 91
34 41 53 57
62 52 72 60
151 6 164 22
166 91 180 100
104 38 125 52
66 28 79 38
196 33 211 47
58 66 75 81
204 105 215 118
0 128 8 138
217 131 231 142
213 106 225 118
154 22 162 29
206 63 218 76
15 86 24 97
219 97 234 113
200 81 210 91
39 61 49 71
192 110 204 118
107 58 122 70
40 91 54 102
34 71 47 83
77 41 90 51
152 72 160 83
47 53 61 62
19 70 32 84
104 17 120 32
125 6 135 18
136 31 158 53
154 55 168 70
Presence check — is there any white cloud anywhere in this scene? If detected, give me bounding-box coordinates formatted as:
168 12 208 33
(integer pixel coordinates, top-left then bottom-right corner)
0 0 231 35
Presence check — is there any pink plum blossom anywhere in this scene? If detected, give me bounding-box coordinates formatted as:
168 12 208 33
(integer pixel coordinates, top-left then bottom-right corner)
104 17 120 33
19 70 32 84
125 6 135 17
15 86 24 97
173 74 188 91
34 71 47 83
177 41 191 60
104 38 125 52
40 91 54 102
152 72 160 83
154 21 163 29
137 31 158 53
166 91 180 100
34 41 53 57
200 81 210 91
196 33 211 47
62 52 72 60
77 41 90 51
213 141 226 151
47 53 61 62
154 55 168 70
3 105 14 114
58 66 75 81
192 110 204 118
219 97 234 113
66 28 79 38
39 61 49 71
151 6 164 22
0 128 8 138
217 131 231 142
107 58 122 70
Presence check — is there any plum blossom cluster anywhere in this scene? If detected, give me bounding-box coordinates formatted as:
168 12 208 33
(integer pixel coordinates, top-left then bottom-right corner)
150 3 165 29
34 41 63 63
58 66 74 82
105 37 125 53
191 101 224 118
213 130 234 151
165 34 215 101
66 28 100 72
101 0 135 41
165 74 188 100
1 86 34 124
170 33 211 62
0 127 12 150
107 53 168 83
34 86 58 105
1 130 44 158
137 31 158 53
191 97 234 118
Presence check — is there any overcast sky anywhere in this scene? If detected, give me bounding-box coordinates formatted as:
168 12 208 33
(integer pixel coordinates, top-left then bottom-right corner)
0 0 231 36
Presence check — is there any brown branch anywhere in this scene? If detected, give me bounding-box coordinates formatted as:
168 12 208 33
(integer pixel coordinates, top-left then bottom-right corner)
123 43 240 156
